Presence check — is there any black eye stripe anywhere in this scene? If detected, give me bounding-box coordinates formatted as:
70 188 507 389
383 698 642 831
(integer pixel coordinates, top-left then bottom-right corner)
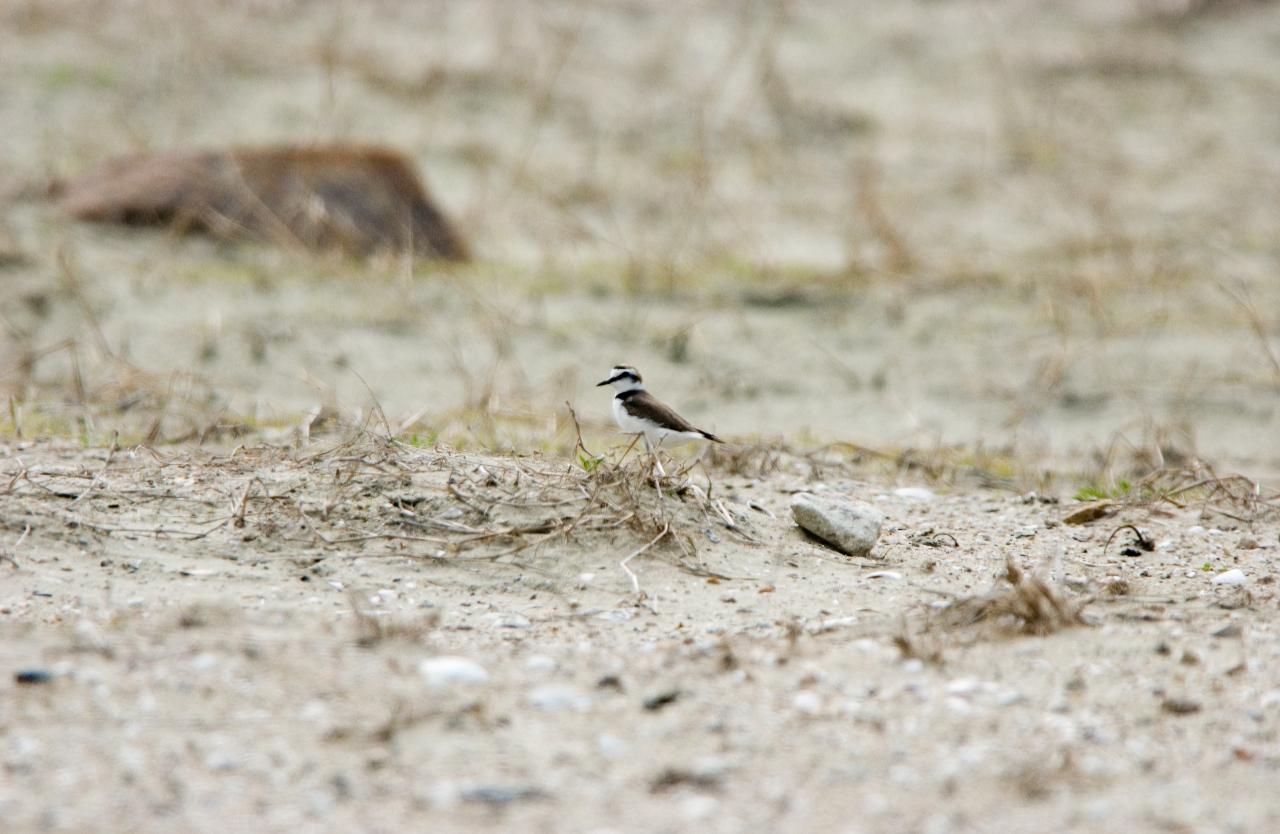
604 367 641 385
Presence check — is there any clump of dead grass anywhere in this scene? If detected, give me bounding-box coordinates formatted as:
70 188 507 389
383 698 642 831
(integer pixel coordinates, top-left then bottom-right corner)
349 591 442 647
931 556 1090 641
887 555 1090 663
1065 462 1280 528
953 556 1089 635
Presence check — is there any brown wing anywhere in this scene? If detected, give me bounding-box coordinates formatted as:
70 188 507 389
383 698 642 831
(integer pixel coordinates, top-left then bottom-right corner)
623 391 720 440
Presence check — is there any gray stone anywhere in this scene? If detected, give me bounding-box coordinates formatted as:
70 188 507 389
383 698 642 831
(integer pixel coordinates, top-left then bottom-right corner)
790 493 884 557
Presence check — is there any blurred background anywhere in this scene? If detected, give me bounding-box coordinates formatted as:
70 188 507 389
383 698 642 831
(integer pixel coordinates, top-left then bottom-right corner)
1 0 1278 482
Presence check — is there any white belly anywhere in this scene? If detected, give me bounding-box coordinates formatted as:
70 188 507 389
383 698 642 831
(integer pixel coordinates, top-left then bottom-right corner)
612 396 700 447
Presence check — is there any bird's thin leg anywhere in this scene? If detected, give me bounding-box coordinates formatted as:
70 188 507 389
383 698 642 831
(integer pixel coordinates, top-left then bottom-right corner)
646 436 666 477
643 436 667 514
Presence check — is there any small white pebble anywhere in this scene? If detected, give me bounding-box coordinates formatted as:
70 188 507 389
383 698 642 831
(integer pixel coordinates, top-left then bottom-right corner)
423 780 461 810
680 795 720 821
204 751 239 771
866 571 902 581
792 690 824 715
419 656 489 687
524 654 556 673
893 487 936 502
597 734 628 759
327 581 344 591
528 685 591 712
300 701 328 722
995 688 1025 706
1212 569 1246 586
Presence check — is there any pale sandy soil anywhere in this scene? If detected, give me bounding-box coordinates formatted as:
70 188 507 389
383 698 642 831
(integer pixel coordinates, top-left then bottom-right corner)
1 438 1278 833
2 1 1280 832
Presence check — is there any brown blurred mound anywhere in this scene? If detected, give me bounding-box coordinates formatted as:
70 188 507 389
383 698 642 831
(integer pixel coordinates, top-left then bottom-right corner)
60 146 469 260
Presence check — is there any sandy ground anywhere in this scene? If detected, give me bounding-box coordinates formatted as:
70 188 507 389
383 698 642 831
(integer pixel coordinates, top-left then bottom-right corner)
1 438 1278 833
3 0 1280 832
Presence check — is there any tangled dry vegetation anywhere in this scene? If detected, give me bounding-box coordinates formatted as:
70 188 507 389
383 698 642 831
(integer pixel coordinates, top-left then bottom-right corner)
6 412 1275 627
0 421 774 596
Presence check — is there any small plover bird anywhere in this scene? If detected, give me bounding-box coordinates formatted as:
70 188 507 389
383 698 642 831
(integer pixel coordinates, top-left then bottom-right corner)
596 365 721 473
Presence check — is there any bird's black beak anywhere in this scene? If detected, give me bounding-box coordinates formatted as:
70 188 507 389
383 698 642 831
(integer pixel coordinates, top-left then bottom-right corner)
595 376 614 387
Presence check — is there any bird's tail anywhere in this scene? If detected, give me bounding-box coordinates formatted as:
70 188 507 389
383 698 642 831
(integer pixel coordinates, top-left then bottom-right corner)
701 430 723 443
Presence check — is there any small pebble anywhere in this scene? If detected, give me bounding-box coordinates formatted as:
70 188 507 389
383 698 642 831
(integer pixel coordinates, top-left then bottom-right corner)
1211 569 1246 586
15 668 53 685
679 795 720 821
792 690 823 715
460 785 547 806
72 620 109 653
419 656 489 687
1161 697 1201 715
866 571 902 581
893 487 936 502
643 689 682 711
204 750 240 771
524 654 556 673
597 734 628 758
528 685 591 712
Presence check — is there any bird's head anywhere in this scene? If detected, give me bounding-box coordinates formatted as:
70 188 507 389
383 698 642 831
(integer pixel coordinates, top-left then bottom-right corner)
596 364 644 392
